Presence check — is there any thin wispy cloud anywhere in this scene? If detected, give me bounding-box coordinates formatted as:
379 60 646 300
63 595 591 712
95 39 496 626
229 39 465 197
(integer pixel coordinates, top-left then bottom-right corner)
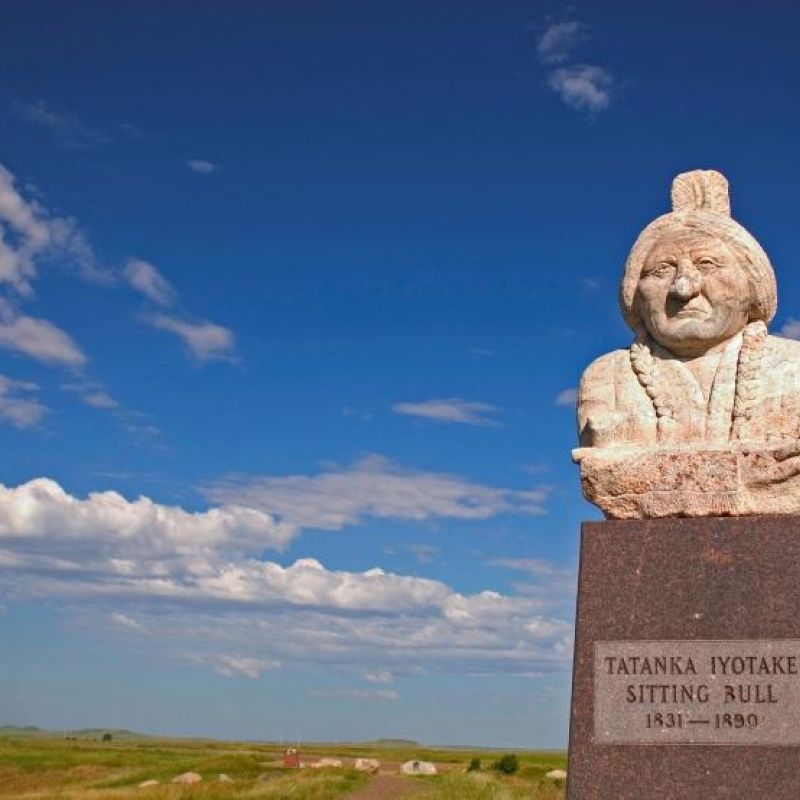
0 163 109 294
392 398 501 427
779 319 800 340
142 312 236 362
535 20 614 114
548 65 613 114
555 388 577 407
14 99 109 149
186 159 217 174
205 454 550 532
536 21 585 65
0 301 86 367
0 375 47 428
123 259 177 307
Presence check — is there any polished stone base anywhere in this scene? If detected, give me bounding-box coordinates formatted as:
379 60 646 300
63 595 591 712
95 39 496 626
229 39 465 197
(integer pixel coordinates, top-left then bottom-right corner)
567 517 800 799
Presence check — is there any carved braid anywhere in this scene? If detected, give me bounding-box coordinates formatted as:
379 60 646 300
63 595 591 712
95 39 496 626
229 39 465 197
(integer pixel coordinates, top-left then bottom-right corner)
629 338 675 442
731 320 768 440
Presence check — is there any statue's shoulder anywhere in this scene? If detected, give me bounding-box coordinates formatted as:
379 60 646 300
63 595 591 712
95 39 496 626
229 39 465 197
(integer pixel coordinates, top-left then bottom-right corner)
580 348 630 382
766 333 800 357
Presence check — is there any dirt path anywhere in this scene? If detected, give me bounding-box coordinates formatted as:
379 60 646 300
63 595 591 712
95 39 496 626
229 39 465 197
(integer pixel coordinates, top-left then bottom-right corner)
347 773 425 800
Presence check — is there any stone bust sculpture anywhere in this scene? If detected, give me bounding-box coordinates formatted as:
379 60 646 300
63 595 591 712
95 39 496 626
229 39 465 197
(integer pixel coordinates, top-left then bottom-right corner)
574 169 800 518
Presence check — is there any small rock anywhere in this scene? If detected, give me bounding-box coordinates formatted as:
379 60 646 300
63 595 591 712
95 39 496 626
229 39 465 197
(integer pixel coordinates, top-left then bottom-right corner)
354 758 379 773
401 760 437 775
311 758 343 768
218 773 234 782
546 768 567 780
138 779 159 788
172 772 202 784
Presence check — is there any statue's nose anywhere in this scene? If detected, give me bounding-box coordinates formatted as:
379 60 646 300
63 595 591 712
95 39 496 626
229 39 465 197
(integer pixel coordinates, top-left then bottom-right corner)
669 259 701 300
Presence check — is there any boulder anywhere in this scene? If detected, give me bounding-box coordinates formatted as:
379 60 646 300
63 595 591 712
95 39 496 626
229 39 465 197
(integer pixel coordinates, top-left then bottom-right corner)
401 760 437 775
546 768 567 780
138 779 159 788
172 772 202 784
354 758 379 773
310 758 343 768
218 773 234 782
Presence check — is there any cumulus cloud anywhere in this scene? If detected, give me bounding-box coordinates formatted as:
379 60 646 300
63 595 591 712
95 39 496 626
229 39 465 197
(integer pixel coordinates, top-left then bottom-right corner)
555 388 577 407
0 375 47 428
123 259 177 307
392 398 501 427
0 475 571 676
14 99 109 149
535 20 614 114
141 313 235 362
548 65 613 114
206 455 549 531
0 301 86 366
186 159 217 174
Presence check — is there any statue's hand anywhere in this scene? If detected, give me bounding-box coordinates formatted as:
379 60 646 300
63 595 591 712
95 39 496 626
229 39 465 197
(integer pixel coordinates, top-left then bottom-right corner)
741 443 800 488
580 412 633 448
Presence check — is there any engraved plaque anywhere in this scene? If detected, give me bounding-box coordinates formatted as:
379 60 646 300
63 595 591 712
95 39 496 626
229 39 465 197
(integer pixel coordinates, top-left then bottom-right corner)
595 640 800 745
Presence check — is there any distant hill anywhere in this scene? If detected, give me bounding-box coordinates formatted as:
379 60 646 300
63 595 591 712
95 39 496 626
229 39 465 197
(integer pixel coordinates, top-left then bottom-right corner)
367 739 418 747
0 725 148 740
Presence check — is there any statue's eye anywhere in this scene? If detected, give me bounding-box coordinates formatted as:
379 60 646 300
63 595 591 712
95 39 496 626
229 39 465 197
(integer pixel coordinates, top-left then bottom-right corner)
647 262 674 278
696 257 717 269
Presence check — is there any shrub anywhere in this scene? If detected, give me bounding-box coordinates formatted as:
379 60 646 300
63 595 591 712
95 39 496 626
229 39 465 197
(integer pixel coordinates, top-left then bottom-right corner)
466 757 481 772
492 754 519 775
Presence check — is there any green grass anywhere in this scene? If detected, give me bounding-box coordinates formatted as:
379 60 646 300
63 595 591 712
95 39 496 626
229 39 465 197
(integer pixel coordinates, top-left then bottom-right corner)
0 734 566 799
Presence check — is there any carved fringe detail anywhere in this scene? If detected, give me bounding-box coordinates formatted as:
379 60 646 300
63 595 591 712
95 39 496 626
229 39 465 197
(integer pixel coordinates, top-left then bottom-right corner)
629 320 768 444
731 321 768 441
630 338 675 442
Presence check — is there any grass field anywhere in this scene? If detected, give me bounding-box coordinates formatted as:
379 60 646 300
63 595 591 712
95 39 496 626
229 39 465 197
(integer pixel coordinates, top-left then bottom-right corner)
0 734 567 799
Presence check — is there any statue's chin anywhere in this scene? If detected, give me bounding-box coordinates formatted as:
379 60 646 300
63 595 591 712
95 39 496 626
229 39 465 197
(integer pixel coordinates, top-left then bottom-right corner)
644 318 742 358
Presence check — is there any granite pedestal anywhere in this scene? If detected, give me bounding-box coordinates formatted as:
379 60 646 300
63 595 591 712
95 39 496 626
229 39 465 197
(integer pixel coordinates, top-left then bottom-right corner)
567 517 800 799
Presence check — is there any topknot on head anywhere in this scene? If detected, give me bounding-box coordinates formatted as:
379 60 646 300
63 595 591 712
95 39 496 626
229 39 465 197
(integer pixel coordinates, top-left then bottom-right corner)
670 169 730 216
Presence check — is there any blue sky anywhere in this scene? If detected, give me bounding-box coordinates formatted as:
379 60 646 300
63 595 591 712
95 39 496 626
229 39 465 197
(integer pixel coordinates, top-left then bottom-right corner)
0 1 799 748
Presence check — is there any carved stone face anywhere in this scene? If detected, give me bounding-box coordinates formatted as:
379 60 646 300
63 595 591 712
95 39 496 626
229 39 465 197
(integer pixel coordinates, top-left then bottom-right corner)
634 229 751 358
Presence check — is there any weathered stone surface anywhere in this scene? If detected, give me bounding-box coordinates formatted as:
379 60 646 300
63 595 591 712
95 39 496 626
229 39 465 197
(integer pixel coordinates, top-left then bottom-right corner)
567 517 800 799
310 758 343 769
575 169 800 517
353 758 379 772
171 772 202 784
574 442 800 518
401 760 436 775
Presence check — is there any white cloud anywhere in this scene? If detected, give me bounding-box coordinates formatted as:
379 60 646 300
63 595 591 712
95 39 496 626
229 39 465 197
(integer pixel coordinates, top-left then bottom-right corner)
0 163 109 292
109 612 147 632
142 313 235 362
0 475 571 677
363 670 394 684
536 21 585 65
311 688 399 702
15 100 109 149
0 301 86 367
123 259 176 307
555 388 577 407
0 375 47 428
186 159 217 174
208 654 281 679
392 398 501 427
206 455 549 531
780 319 800 339
548 65 613 113
0 477 294 575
